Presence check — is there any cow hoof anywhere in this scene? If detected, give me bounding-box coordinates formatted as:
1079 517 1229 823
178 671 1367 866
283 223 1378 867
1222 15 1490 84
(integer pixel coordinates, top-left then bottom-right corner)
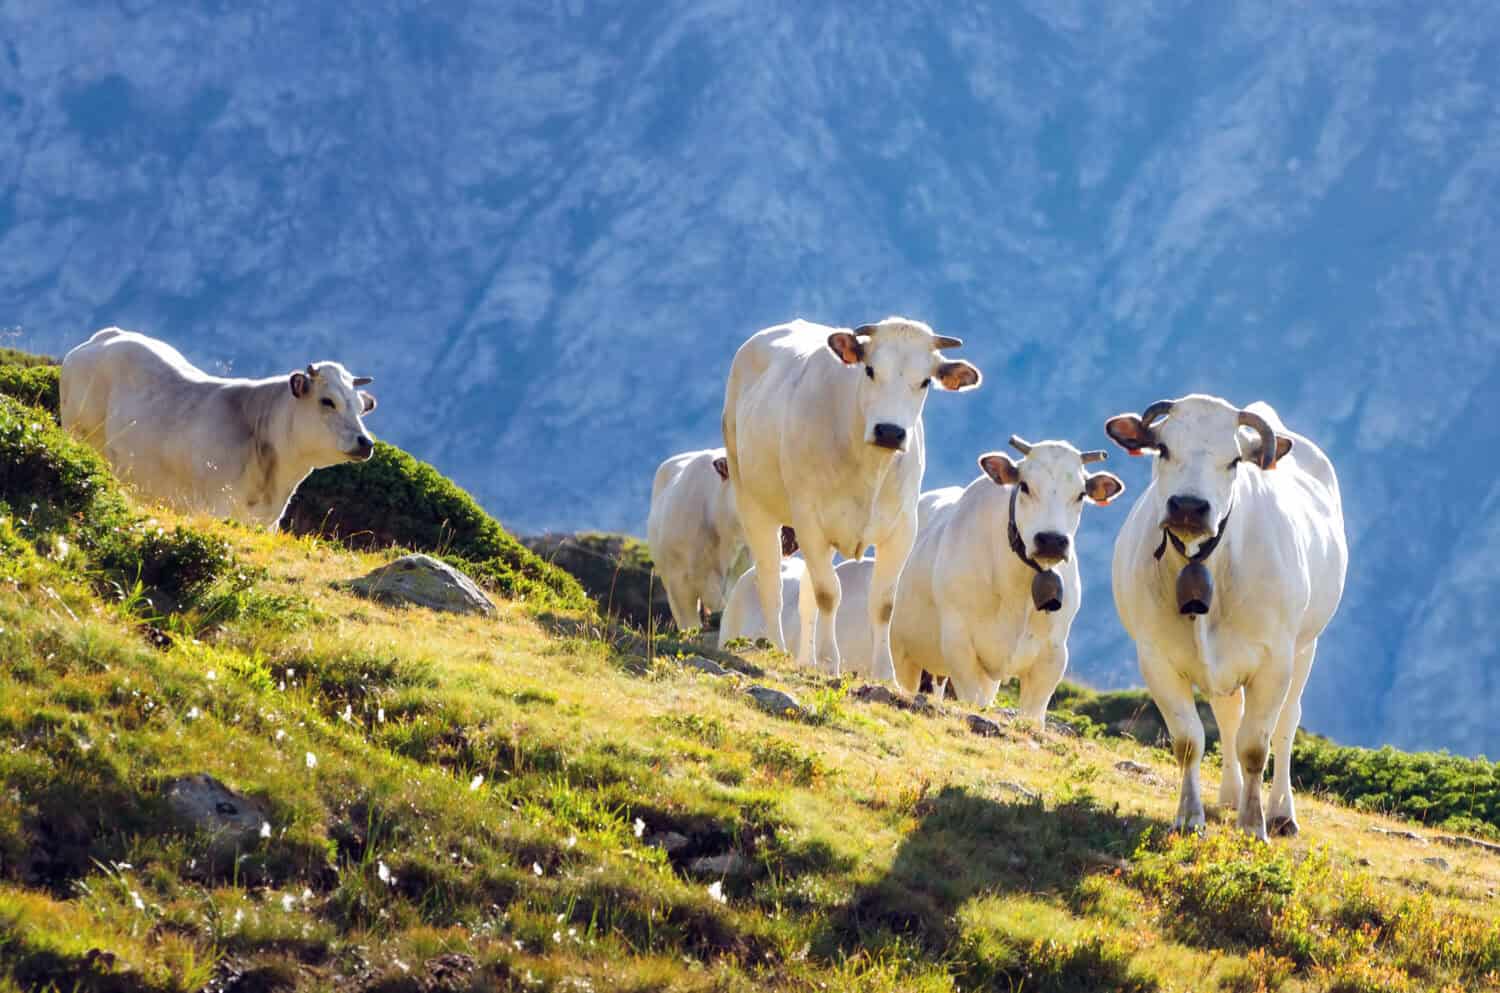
1171 818 1206 838
1269 816 1300 838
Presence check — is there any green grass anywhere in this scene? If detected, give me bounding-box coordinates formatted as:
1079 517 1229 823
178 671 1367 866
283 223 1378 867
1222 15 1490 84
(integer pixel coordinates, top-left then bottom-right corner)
2 350 1500 991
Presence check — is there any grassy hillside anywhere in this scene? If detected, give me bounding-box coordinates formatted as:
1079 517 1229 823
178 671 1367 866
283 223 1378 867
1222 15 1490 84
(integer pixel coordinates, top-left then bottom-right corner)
3 361 1500 991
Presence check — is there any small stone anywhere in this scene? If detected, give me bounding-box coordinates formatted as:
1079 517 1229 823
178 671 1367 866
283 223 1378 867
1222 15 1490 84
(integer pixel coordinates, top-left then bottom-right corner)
996 781 1039 801
341 554 494 616
645 831 691 855
1368 826 1427 844
688 852 753 877
1421 856 1452 872
966 714 1003 738
746 685 804 718
851 684 936 715
1115 760 1153 776
680 655 728 677
164 774 270 855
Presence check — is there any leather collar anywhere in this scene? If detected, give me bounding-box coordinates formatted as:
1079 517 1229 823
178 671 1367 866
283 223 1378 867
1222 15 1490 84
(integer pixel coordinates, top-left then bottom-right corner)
1154 508 1232 564
1007 485 1044 574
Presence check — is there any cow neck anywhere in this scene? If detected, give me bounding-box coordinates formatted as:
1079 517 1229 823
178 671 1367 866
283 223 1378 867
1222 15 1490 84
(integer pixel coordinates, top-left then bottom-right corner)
1153 508 1233 565
1006 485 1045 574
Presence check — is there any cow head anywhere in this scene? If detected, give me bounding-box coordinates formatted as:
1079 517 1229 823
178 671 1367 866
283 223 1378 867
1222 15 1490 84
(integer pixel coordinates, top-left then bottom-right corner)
979 437 1125 569
288 362 377 462
826 316 981 453
1104 394 1292 544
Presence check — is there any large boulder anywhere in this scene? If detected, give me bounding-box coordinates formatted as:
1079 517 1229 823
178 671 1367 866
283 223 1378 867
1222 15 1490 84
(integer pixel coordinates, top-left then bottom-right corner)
164 774 270 854
343 554 495 616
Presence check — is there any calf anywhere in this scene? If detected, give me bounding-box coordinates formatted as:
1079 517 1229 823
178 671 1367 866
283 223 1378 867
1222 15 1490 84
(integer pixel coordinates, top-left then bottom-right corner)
646 448 746 631
891 438 1124 717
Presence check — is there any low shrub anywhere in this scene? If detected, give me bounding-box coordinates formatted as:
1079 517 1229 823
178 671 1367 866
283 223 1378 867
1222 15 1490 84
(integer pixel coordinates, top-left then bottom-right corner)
523 531 672 629
0 394 125 536
0 363 61 416
281 441 590 612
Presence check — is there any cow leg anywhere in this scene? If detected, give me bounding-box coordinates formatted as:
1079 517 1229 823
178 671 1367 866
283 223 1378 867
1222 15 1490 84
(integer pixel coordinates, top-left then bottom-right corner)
868 514 916 684
795 534 842 675
1236 646 1295 842
1018 645 1067 729
1141 651 1207 834
740 502 789 652
1267 641 1315 837
1208 688 1245 811
662 579 700 634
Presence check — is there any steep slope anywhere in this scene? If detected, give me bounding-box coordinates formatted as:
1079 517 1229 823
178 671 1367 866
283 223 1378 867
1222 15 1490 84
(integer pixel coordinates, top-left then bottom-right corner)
3 2 1499 752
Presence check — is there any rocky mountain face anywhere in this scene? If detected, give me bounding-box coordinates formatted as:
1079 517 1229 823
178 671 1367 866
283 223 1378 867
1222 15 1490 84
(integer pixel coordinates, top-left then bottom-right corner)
4 1 1497 754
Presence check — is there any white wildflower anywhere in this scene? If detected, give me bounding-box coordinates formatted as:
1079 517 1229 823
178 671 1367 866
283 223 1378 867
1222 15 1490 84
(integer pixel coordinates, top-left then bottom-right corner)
469 774 484 791
532 862 543 877
707 880 727 904
377 707 385 723
260 821 272 839
305 751 317 769
281 892 296 912
275 729 286 742
206 669 217 681
186 706 201 720
564 835 577 849
633 817 646 839
377 861 392 884
130 890 145 911
341 704 352 723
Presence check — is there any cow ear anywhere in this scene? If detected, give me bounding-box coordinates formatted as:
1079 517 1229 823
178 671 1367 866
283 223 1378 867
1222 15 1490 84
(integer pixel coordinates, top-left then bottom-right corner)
360 391 377 414
289 371 310 398
827 331 865 365
1085 471 1126 506
1240 429 1294 469
936 359 981 391
1104 414 1152 454
978 452 1020 486
712 456 729 481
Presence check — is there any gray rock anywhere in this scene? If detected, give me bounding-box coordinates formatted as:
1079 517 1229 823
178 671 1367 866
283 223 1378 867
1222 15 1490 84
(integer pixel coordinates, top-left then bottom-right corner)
687 852 754 877
852 683 936 715
1421 856 1452 872
1368 826 1428 845
996 781 1039 801
680 655 728 677
1434 834 1500 856
164 774 270 852
342 554 494 616
1115 760 1154 776
646 831 691 855
746 685 804 718
966 714 1003 738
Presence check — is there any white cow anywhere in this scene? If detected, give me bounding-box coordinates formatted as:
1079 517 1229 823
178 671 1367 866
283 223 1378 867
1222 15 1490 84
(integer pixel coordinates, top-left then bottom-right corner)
1106 395 1347 840
717 557 876 675
60 328 377 528
722 317 982 678
891 438 1125 717
647 448 747 631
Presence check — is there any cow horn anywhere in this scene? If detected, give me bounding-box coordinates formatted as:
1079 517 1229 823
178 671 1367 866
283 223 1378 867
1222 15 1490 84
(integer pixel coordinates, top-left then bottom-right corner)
852 324 879 338
352 376 373 386
1080 450 1108 464
933 334 963 350
1008 435 1033 456
1141 399 1175 427
305 363 319 379
1238 409 1278 471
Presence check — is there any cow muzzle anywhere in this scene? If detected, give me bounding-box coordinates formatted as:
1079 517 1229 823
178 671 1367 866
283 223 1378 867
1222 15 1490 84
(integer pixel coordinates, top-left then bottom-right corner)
870 422 908 451
1163 493 1212 537
347 436 375 461
1031 531 1070 567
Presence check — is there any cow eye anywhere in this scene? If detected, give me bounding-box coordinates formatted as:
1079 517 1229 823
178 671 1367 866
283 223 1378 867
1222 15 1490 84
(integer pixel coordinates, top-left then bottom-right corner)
1156 444 1171 461
321 398 336 409
864 365 875 380
1018 482 1030 495
1227 456 1242 470
920 377 931 389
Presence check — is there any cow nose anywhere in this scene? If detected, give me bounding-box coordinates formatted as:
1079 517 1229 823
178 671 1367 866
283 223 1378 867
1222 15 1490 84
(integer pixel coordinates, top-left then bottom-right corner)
1166 495 1210 520
352 436 374 459
1032 532 1070 562
871 423 907 449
